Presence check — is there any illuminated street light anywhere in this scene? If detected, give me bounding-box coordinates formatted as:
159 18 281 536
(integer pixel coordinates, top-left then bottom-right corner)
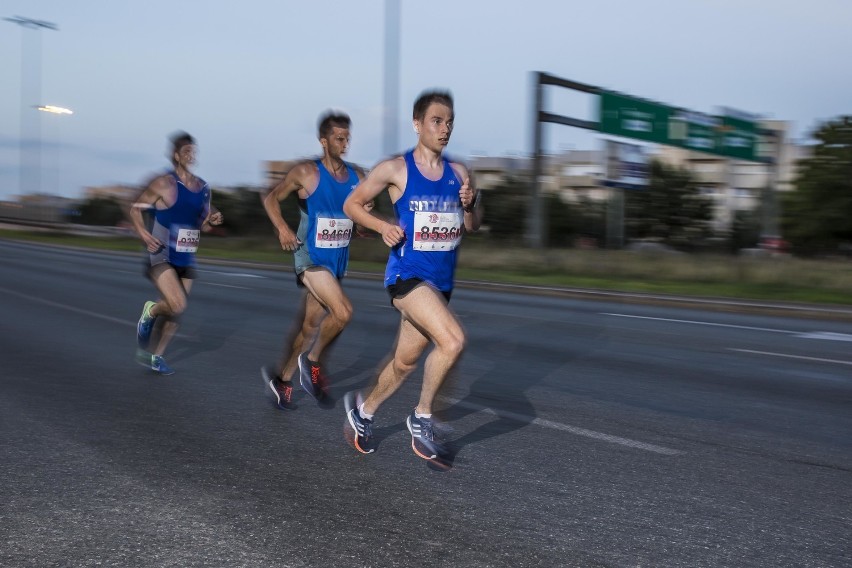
35 105 73 115
4 15 59 196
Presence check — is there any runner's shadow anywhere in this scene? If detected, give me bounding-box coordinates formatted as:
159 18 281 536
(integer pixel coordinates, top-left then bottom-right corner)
161 312 245 364
438 321 599 465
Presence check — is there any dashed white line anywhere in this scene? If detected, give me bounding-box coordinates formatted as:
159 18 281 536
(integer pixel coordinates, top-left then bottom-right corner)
439 396 683 455
730 349 852 367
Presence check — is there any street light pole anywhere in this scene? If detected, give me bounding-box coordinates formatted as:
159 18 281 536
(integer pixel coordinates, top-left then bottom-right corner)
382 0 400 157
4 16 59 196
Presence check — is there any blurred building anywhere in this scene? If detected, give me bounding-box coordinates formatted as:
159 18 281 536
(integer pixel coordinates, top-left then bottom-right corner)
469 121 811 234
84 184 141 205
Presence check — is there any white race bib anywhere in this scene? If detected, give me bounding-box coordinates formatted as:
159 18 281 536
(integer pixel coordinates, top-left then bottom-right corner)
412 211 462 251
315 217 353 249
175 228 200 253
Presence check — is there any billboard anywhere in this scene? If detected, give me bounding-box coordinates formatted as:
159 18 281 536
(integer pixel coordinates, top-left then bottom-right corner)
603 140 649 190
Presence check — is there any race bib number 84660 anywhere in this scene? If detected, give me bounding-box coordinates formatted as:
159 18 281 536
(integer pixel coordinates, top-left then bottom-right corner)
315 217 353 249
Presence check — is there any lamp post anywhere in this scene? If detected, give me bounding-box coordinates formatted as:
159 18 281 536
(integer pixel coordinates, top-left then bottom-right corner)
36 105 73 200
4 16 59 196
382 0 400 156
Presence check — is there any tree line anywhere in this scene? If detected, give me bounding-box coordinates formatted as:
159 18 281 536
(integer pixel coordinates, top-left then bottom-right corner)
72 115 852 256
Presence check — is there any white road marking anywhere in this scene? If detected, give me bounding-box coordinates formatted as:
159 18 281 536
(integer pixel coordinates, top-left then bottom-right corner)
1 286 133 327
794 331 852 342
204 282 251 290
439 396 683 456
200 271 266 278
601 312 798 334
730 349 852 367
0 286 188 338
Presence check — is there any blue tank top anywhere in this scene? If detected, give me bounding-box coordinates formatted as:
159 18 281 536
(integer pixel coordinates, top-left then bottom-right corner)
384 150 464 292
294 160 359 279
150 171 210 267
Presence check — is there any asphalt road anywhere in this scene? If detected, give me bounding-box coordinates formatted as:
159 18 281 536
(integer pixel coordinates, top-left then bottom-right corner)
1 240 851 568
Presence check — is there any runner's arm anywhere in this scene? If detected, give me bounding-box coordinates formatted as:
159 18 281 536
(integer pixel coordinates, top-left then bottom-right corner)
343 158 406 247
452 163 483 232
129 175 171 252
262 163 312 251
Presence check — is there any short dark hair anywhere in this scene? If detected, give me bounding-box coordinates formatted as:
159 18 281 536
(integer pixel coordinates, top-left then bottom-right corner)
168 131 195 165
317 111 351 139
413 90 453 121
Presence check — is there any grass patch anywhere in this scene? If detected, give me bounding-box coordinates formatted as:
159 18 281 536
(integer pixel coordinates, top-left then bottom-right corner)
3 227 851 306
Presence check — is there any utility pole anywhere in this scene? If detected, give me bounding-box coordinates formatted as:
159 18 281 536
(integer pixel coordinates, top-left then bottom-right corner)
4 16 58 196
382 0 401 157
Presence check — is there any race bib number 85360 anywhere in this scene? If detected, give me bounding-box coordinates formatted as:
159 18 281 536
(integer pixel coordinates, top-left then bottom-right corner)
413 211 462 251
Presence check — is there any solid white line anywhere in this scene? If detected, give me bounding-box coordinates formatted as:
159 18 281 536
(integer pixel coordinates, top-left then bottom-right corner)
0 286 133 327
439 396 683 456
0 286 191 340
730 348 852 367
601 312 798 334
204 282 251 290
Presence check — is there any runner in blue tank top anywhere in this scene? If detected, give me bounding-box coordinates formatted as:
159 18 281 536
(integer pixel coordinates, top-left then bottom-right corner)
129 132 224 375
343 90 483 464
261 111 371 409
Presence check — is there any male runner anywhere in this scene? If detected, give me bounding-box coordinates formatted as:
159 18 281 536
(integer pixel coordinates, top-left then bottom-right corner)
130 132 223 375
261 111 368 409
342 90 482 462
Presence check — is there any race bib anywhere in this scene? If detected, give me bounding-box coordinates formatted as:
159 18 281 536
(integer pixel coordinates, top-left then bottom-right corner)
175 228 200 253
413 211 462 251
315 217 353 249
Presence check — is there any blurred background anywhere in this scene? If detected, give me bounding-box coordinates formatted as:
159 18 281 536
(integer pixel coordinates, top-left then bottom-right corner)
2 0 851 261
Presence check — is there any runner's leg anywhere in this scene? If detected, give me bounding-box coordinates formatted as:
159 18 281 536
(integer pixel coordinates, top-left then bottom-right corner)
392 285 465 416
299 267 352 361
148 266 192 357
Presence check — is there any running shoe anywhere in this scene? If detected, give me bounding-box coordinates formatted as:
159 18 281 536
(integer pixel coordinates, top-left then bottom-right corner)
298 352 328 400
151 355 174 376
261 366 295 410
136 300 157 348
406 412 448 461
344 391 375 454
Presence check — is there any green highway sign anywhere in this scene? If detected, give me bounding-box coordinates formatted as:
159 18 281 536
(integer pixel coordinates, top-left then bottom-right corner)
599 91 671 144
716 115 758 161
599 90 760 161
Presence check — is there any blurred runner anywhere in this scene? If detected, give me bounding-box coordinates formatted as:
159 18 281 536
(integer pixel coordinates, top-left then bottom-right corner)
130 132 223 375
261 110 371 409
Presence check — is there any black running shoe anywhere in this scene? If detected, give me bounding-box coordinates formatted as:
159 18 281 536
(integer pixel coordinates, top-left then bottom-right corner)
261 366 295 410
406 412 448 461
344 391 375 454
298 352 328 401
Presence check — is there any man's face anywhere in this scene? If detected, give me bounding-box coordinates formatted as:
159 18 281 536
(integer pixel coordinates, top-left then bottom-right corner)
174 144 197 169
415 103 453 151
321 126 351 159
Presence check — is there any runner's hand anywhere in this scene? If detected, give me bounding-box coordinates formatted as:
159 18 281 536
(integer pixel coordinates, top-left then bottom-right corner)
459 178 476 211
208 212 224 226
143 234 163 253
278 229 301 252
380 222 405 247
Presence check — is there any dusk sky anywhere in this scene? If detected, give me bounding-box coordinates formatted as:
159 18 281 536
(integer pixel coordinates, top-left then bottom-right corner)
1 0 850 200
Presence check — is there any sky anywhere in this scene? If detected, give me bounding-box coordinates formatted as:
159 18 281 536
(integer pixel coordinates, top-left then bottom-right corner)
1 0 850 201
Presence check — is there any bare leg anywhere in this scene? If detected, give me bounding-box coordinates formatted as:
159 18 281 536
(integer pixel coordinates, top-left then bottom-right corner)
299 268 352 362
148 265 192 357
362 285 465 416
279 291 324 381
